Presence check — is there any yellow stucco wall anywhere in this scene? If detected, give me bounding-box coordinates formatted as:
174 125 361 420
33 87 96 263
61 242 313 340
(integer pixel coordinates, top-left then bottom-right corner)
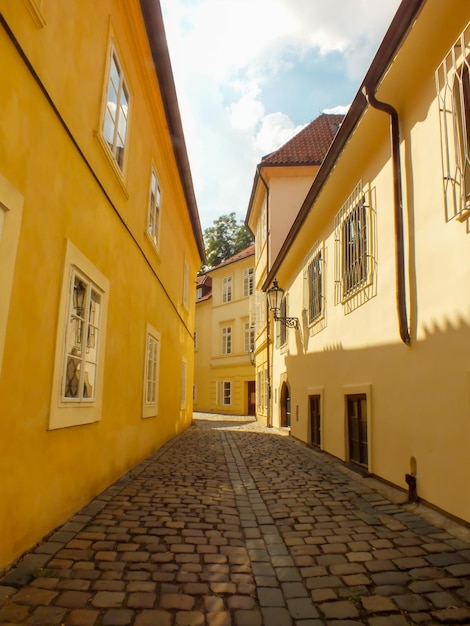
0 0 201 570
269 0 470 523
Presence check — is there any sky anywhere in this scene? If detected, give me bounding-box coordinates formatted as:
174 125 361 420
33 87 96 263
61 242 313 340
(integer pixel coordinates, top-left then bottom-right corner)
160 0 402 232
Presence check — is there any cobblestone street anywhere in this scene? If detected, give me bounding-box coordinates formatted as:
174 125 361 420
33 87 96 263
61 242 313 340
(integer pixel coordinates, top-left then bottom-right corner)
1 414 470 626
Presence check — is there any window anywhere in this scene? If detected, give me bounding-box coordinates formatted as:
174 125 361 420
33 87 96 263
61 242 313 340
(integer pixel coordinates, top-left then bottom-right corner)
102 48 129 171
334 181 375 306
147 169 161 248
309 395 321 447
0 173 24 379
244 322 255 353
222 276 232 303
305 244 323 324
143 325 160 418
62 271 102 402
194 330 198 350
218 381 231 406
436 24 470 221
180 359 187 408
221 326 232 354
243 268 254 297
49 241 109 430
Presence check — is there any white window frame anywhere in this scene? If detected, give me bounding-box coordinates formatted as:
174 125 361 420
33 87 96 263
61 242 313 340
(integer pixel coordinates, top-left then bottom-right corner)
49 241 109 430
304 241 324 327
142 324 160 418
243 268 254 297
334 181 374 304
244 322 255 353
147 168 162 250
101 45 130 173
222 276 232 303
0 172 24 379
436 23 470 222
218 380 231 406
221 326 232 355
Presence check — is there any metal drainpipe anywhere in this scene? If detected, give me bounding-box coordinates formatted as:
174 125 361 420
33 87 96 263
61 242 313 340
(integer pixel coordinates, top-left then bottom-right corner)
363 86 411 346
257 166 272 427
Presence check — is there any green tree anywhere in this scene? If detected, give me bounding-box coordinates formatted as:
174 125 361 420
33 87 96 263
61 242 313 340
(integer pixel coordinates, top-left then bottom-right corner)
203 212 253 269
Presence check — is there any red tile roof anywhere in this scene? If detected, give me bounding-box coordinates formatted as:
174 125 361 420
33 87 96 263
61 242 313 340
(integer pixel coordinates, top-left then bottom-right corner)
261 113 344 166
212 244 255 270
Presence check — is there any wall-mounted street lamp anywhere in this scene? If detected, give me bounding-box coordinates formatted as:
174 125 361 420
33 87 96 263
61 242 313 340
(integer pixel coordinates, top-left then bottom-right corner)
266 278 299 329
249 346 256 366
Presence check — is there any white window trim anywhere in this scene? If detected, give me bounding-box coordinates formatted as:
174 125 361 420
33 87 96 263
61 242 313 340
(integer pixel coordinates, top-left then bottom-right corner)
218 380 232 406
221 325 232 355
243 268 254 297
142 323 160 418
146 167 162 252
49 240 109 430
97 42 131 180
303 241 325 329
0 172 24 379
222 276 232 303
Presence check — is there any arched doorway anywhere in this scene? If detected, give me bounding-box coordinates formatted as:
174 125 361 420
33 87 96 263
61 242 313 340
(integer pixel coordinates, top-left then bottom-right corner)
280 382 291 428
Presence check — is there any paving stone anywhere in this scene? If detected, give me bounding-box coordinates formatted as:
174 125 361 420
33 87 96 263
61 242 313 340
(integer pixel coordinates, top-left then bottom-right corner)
101 609 134 625
65 609 100 625
392 593 430 612
28 605 67 624
261 607 293 625
318 600 359 619
257 587 285 606
431 607 470 623
134 610 172 626
361 594 396 613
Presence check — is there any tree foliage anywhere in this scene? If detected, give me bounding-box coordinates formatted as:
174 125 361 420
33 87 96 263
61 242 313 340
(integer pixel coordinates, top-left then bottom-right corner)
203 212 253 269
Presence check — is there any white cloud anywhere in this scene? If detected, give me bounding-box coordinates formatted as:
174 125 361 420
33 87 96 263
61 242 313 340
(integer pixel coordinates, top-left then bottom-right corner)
160 0 402 229
323 104 351 115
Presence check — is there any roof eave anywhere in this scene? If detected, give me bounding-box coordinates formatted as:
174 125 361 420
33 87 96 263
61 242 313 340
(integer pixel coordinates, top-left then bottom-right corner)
139 0 206 263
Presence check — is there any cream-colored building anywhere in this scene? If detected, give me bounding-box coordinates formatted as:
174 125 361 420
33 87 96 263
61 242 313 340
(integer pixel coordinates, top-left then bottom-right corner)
248 0 470 524
194 246 256 415
246 114 343 425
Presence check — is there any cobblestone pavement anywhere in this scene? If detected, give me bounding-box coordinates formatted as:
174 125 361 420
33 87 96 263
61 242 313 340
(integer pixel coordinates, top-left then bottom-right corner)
1 414 470 626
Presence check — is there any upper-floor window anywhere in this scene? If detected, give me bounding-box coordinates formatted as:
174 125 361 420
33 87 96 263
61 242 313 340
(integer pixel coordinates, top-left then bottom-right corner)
147 169 161 248
305 243 323 325
436 24 470 222
222 276 232 303
221 326 232 354
244 322 255 352
334 181 374 305
243 268 254 297
102 48 129 171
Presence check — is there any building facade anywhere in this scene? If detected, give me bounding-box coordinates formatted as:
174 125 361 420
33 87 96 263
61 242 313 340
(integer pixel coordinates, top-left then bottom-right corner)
249 0 470 524
194 246 256 416
0 0 204 570
246 114 343 425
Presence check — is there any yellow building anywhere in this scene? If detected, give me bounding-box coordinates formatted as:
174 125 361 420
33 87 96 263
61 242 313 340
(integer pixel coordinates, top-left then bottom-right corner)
0 0 204 571
250 0 470 523
194 246 256 416
246 114 343 425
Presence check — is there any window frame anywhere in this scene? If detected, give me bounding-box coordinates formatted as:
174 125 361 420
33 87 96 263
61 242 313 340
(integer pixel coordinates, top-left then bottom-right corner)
147 168 162 250
243 268 254 297
101 45 130 174
334 181 374 304
222 275 232 303
142 324 161 418
304 241 324 327
221 325 232 355
436 24 470 222
218 380 232 406
49 241 109 430
244 322 255 353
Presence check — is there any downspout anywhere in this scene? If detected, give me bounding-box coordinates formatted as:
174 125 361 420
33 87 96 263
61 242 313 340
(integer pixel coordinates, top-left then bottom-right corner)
257 166 272 427
363 86 411 346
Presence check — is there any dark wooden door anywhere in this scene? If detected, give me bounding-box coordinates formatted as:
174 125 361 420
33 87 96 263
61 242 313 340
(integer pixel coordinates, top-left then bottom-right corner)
347 394 368 468
309 395 321 447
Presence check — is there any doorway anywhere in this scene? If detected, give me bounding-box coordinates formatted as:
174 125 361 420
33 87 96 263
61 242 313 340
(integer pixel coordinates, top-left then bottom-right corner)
247 381 256 416
309 395 321 447
280 382 291 428
346 394 368 468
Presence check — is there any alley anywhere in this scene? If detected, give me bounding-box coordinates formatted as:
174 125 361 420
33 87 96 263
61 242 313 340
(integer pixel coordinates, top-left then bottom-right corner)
1 415 470 626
